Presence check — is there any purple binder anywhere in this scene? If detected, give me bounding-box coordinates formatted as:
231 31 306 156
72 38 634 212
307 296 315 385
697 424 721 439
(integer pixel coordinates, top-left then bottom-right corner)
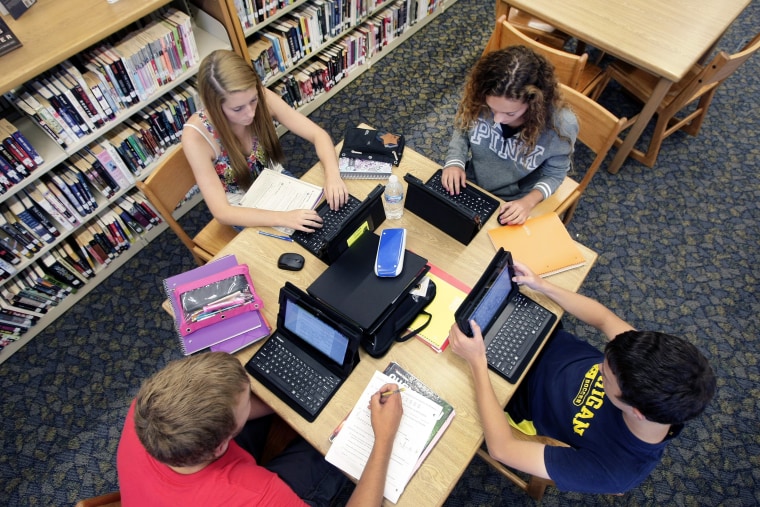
163 255 271 355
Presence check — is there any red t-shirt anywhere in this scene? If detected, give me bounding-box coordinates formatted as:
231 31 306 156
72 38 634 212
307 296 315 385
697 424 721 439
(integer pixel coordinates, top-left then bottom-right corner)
117 402 306 507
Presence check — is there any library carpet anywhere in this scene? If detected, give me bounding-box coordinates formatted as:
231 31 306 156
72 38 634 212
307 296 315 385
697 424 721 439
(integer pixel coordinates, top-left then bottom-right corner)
1 0 759 505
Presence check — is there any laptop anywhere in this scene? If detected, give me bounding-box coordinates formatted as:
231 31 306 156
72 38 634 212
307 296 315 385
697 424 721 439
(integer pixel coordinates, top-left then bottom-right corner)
455 248 557 383
245 282 362 422
292 184 386 264
404 169 499 245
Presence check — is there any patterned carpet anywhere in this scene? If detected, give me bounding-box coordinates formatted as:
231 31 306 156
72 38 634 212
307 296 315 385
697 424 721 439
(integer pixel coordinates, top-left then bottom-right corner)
1 0 759 505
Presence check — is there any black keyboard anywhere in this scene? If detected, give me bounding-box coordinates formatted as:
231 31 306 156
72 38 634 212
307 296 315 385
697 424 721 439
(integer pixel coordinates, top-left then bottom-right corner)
486 294 553 381
249 335 340 416
425 171 499 220
292 195 361 254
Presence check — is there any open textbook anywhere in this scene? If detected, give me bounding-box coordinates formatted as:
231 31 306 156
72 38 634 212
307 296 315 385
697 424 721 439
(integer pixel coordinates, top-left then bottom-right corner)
238 168 324 235
325 370 448 503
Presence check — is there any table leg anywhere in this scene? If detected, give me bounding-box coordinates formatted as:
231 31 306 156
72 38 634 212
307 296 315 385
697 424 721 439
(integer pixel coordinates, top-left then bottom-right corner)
608 77 673 174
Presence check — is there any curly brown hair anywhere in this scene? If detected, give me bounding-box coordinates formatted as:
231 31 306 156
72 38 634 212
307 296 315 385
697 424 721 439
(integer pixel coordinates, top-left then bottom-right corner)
197 49 284 190
455 46 566 153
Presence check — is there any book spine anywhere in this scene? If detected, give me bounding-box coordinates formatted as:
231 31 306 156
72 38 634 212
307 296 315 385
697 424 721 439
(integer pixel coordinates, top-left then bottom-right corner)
50 174 86 217
2 212 43 252
8 199 54 243
39 253 85 290
103 141 136 184
88 154 121 196
34 182 78 227
0 143 26 176
57 67 104 128
44 76 94 134
113 203 144 235
23 198 60 238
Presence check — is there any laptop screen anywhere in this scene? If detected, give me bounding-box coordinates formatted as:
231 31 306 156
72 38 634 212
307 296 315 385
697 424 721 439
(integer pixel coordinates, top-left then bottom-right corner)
283 297 350 365
468 258 514 332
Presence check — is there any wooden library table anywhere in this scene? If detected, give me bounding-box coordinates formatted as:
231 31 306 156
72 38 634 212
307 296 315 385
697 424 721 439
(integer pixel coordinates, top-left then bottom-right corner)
495 0 751 174
207 144 598 506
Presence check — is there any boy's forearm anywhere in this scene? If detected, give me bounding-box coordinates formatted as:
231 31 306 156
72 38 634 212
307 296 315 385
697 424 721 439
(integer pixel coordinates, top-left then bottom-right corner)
533 280 630 339
346 438 394 507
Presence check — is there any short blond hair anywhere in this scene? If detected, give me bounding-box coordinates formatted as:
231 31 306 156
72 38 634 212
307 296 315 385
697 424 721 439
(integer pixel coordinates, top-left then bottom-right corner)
134 352 249 467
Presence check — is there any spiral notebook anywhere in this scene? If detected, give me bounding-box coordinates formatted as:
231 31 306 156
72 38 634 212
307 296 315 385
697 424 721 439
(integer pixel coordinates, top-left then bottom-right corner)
338 157 393 179
163 255 270 355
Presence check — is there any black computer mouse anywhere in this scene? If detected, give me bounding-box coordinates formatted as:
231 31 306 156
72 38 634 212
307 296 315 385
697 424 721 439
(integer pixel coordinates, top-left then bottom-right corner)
278 253 305 271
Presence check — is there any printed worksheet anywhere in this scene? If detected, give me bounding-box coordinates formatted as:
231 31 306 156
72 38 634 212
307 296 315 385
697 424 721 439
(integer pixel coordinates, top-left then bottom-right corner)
325 370 441 503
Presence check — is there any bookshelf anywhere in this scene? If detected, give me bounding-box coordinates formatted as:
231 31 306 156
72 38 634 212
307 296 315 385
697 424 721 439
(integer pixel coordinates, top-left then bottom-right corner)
0 0 231 364
192 0 459 136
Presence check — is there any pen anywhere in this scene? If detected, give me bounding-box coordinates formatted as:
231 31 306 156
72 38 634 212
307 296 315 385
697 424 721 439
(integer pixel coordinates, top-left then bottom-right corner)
380 387 406 398
258 230 293 242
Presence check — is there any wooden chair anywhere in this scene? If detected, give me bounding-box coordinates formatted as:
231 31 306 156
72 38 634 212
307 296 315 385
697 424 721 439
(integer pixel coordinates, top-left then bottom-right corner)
74 492 121 507
476 425 569 501
136 148 238 265
483 15 604 97
500 5 570 50
591 32 760 168
532 83 627 224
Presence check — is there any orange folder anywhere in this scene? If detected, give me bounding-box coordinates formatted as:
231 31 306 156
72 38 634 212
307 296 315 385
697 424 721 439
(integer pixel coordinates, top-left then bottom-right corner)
487 212 586 277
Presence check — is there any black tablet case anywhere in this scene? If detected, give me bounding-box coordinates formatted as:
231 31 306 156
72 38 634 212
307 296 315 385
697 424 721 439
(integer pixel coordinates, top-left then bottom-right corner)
307 231 428 331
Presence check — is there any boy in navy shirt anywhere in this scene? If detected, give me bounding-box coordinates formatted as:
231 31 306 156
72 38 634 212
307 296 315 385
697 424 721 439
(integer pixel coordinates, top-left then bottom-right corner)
449 261 716 494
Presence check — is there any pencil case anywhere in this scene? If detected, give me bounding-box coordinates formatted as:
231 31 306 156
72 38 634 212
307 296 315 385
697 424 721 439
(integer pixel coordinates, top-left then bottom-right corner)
174 264 263 336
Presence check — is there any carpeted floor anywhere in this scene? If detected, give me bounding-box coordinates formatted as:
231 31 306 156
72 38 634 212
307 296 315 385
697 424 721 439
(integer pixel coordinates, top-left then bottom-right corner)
1 0 758 505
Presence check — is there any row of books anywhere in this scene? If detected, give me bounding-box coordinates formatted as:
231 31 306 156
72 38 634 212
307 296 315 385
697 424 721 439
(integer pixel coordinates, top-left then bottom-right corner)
0 189 163 351
234 0 301 30
248 0 411 85
7 7 198 151
0 117 44 192
269 8 403 108
1 81 199 194
0 181 161 274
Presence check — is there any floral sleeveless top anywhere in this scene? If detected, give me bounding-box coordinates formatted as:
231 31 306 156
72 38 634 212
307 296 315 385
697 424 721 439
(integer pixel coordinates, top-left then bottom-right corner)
197 111 267 201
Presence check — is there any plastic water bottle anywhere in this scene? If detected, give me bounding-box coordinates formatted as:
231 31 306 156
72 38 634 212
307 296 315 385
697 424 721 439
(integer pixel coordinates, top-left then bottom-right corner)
383 174 404 219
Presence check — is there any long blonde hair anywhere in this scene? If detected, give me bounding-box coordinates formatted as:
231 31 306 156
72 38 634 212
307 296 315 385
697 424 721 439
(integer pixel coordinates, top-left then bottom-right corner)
197 49 283 189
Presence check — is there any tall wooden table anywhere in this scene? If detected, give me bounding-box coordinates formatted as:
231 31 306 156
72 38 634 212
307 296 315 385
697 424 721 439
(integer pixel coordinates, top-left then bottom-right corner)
217 146 598 506
496 0 751 173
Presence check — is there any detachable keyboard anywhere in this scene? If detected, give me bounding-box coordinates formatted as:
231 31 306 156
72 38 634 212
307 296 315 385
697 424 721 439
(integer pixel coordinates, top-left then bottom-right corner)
292 195 362 255
247 335 340 417
425 170 499 221
485 294 554 382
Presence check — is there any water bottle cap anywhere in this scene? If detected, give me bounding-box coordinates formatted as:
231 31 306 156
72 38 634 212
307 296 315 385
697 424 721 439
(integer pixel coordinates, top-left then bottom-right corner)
388 174 398 183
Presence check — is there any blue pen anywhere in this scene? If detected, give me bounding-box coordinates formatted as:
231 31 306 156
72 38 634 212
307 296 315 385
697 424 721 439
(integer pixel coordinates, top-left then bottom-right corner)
258 230 294 242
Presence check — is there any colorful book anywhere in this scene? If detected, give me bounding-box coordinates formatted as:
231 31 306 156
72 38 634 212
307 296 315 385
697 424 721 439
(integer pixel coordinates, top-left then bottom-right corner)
338 156 393 179
163 255 270 355
487 212 586 277
409 264 470 352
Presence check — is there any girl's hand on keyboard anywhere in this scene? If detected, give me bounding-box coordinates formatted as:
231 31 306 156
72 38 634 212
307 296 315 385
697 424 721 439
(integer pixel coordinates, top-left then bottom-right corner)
324 174 349 210
285 209 324 233
442 165 467 194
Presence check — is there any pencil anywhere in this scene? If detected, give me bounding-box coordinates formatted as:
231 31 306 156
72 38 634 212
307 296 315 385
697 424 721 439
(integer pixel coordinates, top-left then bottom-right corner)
380 387 406 397
257 230 293 242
